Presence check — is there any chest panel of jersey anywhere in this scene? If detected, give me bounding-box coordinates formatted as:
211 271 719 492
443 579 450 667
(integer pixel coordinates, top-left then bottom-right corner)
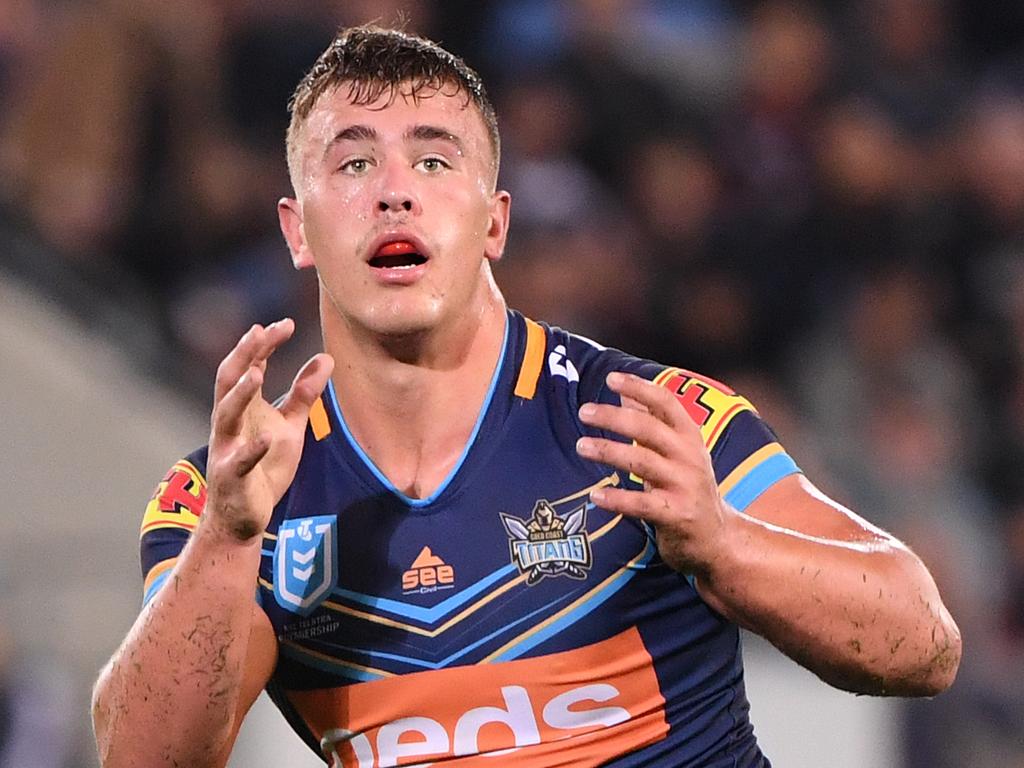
140 311 795 767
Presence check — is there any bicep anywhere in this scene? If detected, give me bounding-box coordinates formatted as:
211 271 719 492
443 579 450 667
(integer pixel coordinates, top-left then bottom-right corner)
741 473 895 543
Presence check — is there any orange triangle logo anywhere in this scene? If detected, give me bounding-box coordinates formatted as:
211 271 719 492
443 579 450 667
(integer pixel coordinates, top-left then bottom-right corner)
410 546 445 569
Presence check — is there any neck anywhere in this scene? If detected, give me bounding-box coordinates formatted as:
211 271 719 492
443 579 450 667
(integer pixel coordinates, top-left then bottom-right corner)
322 281 507 499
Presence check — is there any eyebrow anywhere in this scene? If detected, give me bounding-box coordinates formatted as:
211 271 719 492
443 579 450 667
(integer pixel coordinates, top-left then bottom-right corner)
324 123 464 157
328 124 378 147
406 125 464 152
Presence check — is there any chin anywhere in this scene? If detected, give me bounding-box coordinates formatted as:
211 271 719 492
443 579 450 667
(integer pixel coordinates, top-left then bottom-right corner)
364 299 445 338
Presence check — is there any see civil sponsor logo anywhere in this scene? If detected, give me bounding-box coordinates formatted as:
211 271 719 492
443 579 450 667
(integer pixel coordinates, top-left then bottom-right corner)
402 546 455 594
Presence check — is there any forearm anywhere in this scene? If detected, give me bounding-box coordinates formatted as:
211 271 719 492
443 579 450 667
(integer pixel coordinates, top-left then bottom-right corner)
696 510 961 696
92 520 263 768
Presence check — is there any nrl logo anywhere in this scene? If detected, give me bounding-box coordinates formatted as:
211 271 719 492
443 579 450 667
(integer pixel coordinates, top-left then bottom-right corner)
501 500 592 585
273 515 339 615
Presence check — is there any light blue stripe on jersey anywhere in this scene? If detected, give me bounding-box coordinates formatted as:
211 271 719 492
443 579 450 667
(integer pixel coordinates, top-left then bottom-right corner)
331 563 518 623
326 316 509 508
724 452 801 512
325 596 570 674
142 570 172 606
278 644 386 683
491 535 658 663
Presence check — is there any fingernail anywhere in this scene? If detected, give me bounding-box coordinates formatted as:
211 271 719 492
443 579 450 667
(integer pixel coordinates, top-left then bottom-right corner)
607 371 624 387
576 437 592 455
591 488 606 504
579 403 596 419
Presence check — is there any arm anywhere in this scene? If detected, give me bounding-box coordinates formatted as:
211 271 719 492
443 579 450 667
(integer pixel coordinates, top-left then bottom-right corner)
91 320 333 767
91 549 276 768
694 473 959 695
576 372 961 697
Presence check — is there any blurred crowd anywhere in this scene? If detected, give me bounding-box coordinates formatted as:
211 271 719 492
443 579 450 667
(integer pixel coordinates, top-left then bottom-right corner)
1 1 1023 766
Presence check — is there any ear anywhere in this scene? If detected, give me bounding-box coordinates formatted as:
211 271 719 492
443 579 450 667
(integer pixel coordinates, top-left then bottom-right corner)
278 197 314 270
483 190 512 263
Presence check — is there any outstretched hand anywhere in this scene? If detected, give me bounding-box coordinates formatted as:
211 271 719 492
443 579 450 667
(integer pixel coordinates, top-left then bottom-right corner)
575 371 731 576
204 319 334 542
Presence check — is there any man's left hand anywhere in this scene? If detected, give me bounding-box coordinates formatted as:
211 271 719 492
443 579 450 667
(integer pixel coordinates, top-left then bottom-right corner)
576 371 733 576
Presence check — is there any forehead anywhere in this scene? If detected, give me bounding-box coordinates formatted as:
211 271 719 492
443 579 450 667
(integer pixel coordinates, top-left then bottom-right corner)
299 82 491 156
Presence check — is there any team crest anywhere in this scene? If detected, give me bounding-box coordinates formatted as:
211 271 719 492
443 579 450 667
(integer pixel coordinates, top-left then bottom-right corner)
274 515 338 615
501 500 592 585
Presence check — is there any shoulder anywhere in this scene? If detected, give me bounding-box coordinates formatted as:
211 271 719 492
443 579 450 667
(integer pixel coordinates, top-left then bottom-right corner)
513 316 664 402
137 445 209 604
140 446 211 538
514 314 800 505
519 315 756 439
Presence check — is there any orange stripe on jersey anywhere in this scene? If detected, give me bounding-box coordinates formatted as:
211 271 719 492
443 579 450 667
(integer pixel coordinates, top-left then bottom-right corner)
288 626 667 767
513 319 546 400
143 557 178 595
310 396 332 441
651 367 677 387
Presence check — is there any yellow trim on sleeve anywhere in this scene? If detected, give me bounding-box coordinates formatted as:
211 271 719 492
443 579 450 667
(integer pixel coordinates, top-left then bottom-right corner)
717 442 785 497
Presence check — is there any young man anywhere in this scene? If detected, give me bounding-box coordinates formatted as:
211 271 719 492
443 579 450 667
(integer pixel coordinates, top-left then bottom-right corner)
92 26 961 768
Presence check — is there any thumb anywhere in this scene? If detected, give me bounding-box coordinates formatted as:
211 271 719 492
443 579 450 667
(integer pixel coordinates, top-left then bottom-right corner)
278 353 335 426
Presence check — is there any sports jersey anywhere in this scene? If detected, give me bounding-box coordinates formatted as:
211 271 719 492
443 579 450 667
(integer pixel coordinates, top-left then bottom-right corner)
140 310 801 767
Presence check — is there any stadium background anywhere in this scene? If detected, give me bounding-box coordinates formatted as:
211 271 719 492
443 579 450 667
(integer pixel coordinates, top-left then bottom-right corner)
0 0 1022 765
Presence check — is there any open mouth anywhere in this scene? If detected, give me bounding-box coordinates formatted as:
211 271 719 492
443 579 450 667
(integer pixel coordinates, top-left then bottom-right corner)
369 241 427 269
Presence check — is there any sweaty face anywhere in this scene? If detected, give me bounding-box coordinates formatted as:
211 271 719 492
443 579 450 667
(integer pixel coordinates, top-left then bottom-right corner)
282 83 508 340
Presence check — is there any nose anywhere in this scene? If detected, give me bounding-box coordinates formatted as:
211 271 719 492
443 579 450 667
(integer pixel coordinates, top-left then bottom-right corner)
377 193 414 213
375 164 421 216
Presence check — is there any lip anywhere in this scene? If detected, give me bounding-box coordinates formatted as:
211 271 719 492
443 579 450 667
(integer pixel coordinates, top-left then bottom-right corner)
365 231 432 285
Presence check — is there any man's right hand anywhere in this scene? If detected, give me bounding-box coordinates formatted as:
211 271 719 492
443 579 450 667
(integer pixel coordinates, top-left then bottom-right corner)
204 319 334 542
93 319 330 768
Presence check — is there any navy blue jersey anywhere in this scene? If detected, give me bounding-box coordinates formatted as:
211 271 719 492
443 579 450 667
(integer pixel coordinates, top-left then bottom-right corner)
140 310 800 767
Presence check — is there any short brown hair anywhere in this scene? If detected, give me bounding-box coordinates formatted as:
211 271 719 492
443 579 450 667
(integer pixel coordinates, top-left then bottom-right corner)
286 25 500 193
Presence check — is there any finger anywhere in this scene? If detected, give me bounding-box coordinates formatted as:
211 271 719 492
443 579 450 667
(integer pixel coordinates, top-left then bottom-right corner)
606 372 701 441
215 324 266 403
213 365 264 438
578 401 680 459
589 485 676 528
619 393 648 413
576 435 678 488
229 430 271 477
213 319 296 402
252 317 296 369
278 353 335 426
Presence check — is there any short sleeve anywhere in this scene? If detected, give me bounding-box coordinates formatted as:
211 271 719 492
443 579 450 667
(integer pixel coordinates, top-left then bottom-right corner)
614 365 802 511
139 446 209 606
